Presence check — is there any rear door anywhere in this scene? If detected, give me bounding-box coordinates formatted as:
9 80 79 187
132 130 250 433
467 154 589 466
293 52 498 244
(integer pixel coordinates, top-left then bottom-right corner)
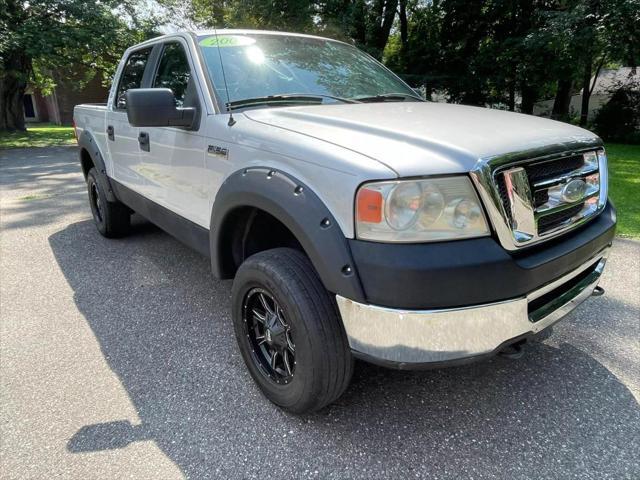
140 39 209 225
106 46 154 195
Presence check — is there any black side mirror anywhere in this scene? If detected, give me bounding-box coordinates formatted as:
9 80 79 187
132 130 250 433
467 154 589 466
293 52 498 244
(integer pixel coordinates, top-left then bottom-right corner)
125 88 196 129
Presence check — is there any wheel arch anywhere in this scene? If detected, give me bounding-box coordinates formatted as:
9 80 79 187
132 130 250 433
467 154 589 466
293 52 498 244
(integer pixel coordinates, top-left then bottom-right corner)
77 129 116 202
210 167 365 303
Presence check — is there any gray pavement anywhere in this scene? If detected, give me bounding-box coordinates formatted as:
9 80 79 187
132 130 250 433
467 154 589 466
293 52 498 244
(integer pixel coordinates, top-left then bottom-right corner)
1 146 639 479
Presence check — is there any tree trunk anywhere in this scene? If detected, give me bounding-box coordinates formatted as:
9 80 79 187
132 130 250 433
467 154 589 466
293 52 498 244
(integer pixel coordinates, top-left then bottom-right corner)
0 52 30 132
580 58 592 126
552 78 573 120
399 0 408 48
520 85 537 115
352 0 367 46
508 81 516 111
507 62 516 111
377 0 399 55
590 55 606 96
368 0 399 58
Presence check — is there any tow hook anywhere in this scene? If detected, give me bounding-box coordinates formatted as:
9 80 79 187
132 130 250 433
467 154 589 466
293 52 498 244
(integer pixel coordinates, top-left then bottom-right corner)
499 339 526 360
592 286 605 297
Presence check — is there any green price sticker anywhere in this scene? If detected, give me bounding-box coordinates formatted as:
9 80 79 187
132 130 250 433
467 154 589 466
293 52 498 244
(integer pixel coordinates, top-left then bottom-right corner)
199 35 256 48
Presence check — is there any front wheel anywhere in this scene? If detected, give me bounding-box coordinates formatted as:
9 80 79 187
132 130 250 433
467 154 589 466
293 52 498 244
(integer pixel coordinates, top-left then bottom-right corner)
231 248 353 413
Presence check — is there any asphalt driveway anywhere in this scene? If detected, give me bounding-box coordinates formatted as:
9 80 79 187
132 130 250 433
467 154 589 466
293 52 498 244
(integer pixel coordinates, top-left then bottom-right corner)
1 146 639 479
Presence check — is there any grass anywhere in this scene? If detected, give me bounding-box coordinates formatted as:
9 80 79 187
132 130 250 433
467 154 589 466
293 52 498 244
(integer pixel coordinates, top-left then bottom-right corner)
0 123 75 149
606 143 640 238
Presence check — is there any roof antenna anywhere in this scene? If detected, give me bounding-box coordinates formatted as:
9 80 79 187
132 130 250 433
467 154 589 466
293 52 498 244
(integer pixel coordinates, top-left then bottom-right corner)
211 19 235 126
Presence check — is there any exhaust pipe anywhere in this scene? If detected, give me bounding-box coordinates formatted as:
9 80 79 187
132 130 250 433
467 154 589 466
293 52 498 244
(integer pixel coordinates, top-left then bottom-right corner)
592 286 605 297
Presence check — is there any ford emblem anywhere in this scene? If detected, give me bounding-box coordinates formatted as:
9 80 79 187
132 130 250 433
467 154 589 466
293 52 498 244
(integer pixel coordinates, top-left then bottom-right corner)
561 178 587 203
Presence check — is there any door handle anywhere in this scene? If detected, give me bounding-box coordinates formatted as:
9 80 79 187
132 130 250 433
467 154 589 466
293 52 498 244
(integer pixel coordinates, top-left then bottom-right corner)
106 125 114 141
138 131 150 152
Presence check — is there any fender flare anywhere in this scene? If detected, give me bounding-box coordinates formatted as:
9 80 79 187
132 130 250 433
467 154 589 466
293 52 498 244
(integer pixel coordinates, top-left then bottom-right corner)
210 167 366 302
77 129 116 202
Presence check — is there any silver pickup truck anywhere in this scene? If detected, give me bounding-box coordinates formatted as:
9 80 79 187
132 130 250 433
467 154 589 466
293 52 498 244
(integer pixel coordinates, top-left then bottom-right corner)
73 29 616 413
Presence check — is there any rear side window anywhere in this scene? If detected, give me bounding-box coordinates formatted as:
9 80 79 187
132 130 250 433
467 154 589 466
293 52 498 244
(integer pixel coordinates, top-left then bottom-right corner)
153 42 192 107
115 47 152 109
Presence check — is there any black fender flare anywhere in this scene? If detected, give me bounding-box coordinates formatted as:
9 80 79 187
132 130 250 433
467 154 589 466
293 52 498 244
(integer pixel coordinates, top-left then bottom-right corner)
77 129 116 202
210 167 366 302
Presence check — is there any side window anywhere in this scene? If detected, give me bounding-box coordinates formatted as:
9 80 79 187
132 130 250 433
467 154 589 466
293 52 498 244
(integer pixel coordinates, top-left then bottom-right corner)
115 47 152 110
153 42 192 107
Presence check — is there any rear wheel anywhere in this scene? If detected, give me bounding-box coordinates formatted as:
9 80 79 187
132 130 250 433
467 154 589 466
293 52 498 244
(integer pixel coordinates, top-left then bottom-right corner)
87 168 130 238
231 248 353 413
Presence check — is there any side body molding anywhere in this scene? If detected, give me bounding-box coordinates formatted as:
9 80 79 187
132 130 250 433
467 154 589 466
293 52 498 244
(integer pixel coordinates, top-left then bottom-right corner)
210 167 366 303
77 129 116 202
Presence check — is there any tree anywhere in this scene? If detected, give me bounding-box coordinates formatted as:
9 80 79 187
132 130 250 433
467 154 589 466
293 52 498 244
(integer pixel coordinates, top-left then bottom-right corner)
161 0 317 32
593 80 640 143
0 0 159 131
164 0 406 60
386 0 559 111
541 0 640 124
386 0 638 117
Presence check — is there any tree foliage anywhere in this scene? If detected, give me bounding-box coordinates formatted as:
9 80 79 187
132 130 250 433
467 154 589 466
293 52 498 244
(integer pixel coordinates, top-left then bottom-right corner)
387 0 639 117
2 0 638 132
160 0 638 119
593 80 640 143
0 0 160 131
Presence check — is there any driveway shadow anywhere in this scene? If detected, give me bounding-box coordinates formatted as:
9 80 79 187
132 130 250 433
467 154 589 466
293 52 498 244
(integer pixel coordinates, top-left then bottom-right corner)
49 220 640 479
1 146 85 230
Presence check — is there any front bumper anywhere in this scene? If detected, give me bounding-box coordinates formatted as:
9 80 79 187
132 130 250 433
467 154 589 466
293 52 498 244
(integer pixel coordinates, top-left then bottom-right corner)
348 202 616 310
337 247 609 368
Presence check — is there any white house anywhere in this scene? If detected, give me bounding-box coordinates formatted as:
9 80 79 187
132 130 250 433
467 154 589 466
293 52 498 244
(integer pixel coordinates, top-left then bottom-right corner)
534 67 639 120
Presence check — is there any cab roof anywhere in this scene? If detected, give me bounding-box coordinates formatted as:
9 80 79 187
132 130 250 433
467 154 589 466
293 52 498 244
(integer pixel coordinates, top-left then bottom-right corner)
130 29 349 51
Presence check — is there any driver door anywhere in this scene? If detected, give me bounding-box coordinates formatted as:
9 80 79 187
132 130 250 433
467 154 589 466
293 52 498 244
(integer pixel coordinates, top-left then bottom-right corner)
139 40 209 226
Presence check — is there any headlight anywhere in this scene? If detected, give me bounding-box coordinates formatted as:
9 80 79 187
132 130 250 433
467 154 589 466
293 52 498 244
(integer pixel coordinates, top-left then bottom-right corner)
356 176 490 242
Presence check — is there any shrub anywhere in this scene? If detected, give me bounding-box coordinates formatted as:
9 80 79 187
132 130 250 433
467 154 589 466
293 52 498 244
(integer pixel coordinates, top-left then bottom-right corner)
593 87 640 144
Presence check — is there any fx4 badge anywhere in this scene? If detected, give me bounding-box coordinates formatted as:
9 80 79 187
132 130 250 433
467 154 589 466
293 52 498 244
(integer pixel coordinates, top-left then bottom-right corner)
208 145 229 158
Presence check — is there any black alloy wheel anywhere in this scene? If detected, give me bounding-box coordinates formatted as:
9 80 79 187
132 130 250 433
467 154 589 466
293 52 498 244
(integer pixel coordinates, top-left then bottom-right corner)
243 288 296 384
231 248 353 413
89 179 104 224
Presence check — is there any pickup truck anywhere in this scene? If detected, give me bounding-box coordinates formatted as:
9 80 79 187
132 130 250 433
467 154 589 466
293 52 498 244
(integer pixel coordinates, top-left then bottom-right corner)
73 29 616 413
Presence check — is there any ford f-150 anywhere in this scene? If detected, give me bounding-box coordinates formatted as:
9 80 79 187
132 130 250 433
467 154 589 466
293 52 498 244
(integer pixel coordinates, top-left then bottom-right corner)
73 30 616 412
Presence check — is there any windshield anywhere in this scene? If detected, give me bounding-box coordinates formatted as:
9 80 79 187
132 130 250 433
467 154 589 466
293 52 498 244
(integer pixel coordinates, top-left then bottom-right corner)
197 33 417 108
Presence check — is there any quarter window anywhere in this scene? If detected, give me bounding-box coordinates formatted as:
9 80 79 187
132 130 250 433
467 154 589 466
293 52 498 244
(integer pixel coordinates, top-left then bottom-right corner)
115 47 152 110
153 42 192 106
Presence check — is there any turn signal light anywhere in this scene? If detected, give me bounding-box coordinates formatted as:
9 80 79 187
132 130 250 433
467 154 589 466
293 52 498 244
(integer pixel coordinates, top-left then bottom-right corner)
356 188 383 223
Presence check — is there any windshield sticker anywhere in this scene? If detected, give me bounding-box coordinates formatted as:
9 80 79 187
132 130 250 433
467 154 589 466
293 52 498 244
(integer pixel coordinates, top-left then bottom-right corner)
199 36 256 48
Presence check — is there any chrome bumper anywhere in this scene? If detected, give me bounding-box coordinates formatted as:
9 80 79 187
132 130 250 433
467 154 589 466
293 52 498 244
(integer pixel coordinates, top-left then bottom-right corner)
336 247 610 367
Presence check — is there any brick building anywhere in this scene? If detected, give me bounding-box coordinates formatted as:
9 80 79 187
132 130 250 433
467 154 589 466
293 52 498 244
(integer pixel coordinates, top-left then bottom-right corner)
24 71 109 125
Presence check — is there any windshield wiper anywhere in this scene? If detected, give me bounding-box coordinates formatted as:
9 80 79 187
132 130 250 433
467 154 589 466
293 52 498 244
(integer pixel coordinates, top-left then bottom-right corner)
353 92 424 103
227 93 358 111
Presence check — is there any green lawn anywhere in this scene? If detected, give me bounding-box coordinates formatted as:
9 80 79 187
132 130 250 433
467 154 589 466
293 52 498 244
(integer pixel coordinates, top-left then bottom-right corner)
0 123 75 149
606 143 640 238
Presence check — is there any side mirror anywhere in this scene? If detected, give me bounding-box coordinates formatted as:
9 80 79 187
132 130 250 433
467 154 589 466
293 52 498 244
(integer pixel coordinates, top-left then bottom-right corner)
125 88 196 129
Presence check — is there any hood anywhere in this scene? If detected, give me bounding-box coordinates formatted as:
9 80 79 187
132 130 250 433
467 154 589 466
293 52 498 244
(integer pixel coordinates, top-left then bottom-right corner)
243 102 600 177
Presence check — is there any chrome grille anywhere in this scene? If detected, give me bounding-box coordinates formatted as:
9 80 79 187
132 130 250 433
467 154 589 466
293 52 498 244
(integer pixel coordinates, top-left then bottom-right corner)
526 154 585 184
471 145 608 251
537 203 584 235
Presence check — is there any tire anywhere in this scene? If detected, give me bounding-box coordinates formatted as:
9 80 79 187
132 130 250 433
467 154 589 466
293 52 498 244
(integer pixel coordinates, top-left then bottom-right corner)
86 168 130 238
231 248 353 413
